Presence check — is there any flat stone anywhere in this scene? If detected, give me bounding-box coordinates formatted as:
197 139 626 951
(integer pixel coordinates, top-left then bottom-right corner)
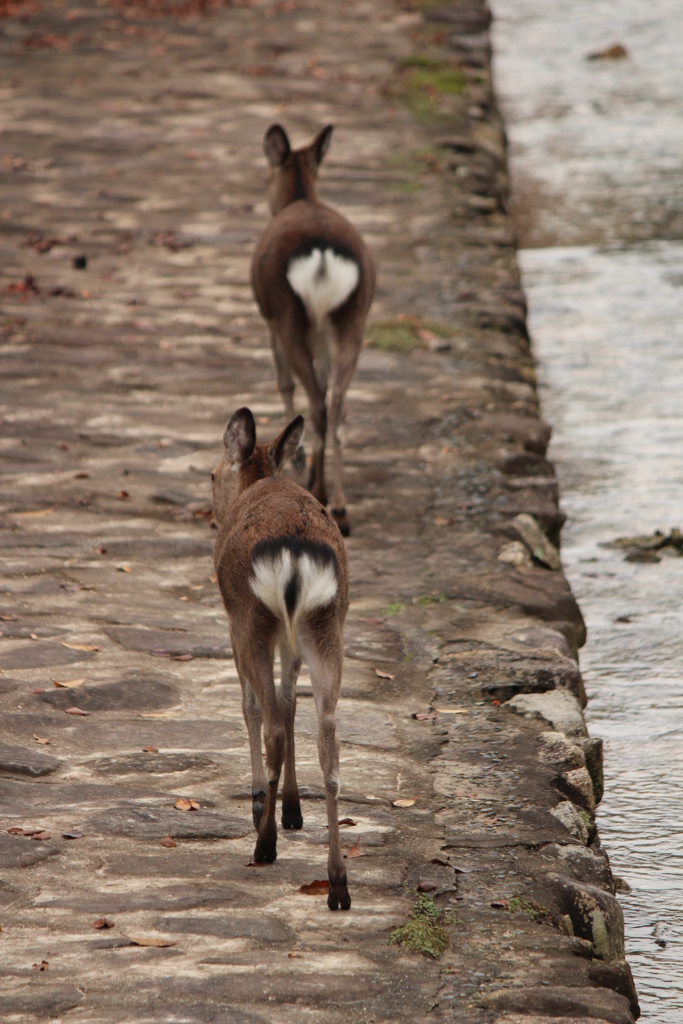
90 753 219 775
510 626 573 658
39 677 180 712
0 835 59 869
105 626 231 659
547 873 625 961
542 843 614 891
295 703 398 749
85 803 250 840
484 986 635 1024
0 987 83 1017
506 690 588 736
0 641 97 670
154 915 288 942
0 743 62 777
36 885 245 913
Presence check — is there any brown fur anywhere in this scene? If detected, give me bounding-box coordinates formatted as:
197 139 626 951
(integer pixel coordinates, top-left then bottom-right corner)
212 407 351 910
250 124 375 536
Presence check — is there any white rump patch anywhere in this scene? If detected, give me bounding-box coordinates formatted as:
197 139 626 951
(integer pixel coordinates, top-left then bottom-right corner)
250 547 338 651
286 248 360 326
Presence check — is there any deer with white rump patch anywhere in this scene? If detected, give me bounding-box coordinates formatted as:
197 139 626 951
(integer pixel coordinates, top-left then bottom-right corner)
212 407 351 910
250 124 375 537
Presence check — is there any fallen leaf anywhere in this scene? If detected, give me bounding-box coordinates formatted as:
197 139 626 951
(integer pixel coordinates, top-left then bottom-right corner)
344 841 363 859
143 745 158 753
65 707 90 716
0 614 17 621
137 711 176 718
288 952 304 958
374 668 395 681
160 835 176 848
364 616 385 625
392 798 416 808
174 797 200 811
414 712 437 721
13 506 55 517
417 880 438 892
122 935 176 947
172 653 193 661
338 818 357 827
33 734 50 744
431 857 450 867
298 880 329 896
74 471 90 479
96 546 107 555
62 830 83 840
149 649 171 658
32 960 49 971
435 707 468 715
29 687 45 695
22 827 45 836
117 565 131 573
116 490 130 500
8 827 24 834
434 515 450 527
92 917 114 929
209 574 217 583
32 831 51 841
60 641 99 652
491 899 509 909
52 677 85 689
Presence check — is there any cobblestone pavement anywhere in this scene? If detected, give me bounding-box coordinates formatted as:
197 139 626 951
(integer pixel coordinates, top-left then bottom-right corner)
0 2 637 1022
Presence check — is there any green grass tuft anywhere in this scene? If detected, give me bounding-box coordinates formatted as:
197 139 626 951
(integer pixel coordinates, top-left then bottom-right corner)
390 894 451 957
384 602 405 616
417 594 447 607
398 55 465 121
507 896 551 921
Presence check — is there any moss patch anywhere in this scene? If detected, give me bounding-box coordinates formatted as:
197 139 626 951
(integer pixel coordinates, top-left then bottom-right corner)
507 896 551 922
417 594 446 607
383 602 405 616
365 316 456 353
390 894 451 957
398 55 465 121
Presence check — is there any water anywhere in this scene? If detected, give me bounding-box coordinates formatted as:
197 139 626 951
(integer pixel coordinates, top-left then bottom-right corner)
492 3 683 1019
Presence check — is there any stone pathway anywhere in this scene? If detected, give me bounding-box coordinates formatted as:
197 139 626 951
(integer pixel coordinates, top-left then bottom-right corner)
0 2 637 1022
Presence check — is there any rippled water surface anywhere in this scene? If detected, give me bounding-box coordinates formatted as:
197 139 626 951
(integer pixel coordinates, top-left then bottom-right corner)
492 3 683 1019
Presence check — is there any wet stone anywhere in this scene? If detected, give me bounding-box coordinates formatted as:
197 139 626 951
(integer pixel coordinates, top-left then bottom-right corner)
84 803 250 840
39 677 180 712
0 743 62 777
154 915 289 942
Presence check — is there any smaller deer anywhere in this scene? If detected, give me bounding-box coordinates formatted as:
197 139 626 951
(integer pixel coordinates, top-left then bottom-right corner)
250 124 375 537
212 407 351 910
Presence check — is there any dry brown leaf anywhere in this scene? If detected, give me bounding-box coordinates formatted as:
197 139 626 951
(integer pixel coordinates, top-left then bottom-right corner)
60 642 99 652
374 668 395 681
138 711 176 718
414 711 437 721
64 707 90 716
33 734 50 744
31 831 51 841
344 841 363 859
116 490 130 500
122 935 176 948
8 827 24 834
288 952 304 958
117 565 131 573
338 818 357 827
29 687 45 694
143 744 158 753
160 835 176 848
52 677 85 689
62 830 83 840
431 857 450 867
14 507 55 518
92 917 114 929
298 879 329 896
435 707 468 715
0 614 17 621
32 960 49 970
392 798 416 808
417 880 438 893
209 574 217 583
174 797 200 811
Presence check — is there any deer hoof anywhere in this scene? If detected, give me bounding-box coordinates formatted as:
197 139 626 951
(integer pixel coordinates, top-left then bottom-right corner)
252 790 266 831
331 507 350 537
253 837 277 864
282 799 303 830
327 873 351 911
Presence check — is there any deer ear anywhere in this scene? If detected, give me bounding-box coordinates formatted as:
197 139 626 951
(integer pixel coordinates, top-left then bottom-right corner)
269 415 304 471
223 408 256 465
264 124 290 168
310 124 333 168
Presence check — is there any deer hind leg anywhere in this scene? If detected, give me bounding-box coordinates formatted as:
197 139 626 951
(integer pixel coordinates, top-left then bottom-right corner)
306 635 349 911
278 644 303 830
233 643 267 829
328 322 364 537
234 638 284 864
287 330 329 506
270 325 296 420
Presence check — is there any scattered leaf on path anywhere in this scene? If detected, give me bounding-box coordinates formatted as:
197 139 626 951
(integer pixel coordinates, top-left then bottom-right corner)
298 880 329 896
61 642 99 652
174 797 200 811
92 917 115 929
143 745 158 753
435 707 468 715
374 669 395 681
0 614 17 621
392 798 416 808
117 565 131 573
149 649 171 658
8 827 24 834
417 880 438 892
32 831 51 841
344 841 363 859
491 899 508 909
62 830 83 840
172 653 193 661
32 960 49 971
53 678 86 689
116 490 130 500
288 952 304 958
338 818 357 827
29 687 45 694
209 574 217 583
33 734 50 744
160 835 176 848
413 711 437 721
65 707 90 716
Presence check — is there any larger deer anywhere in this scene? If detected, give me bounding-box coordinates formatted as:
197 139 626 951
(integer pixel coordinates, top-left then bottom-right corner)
250 124 375 537
212 407 351 910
